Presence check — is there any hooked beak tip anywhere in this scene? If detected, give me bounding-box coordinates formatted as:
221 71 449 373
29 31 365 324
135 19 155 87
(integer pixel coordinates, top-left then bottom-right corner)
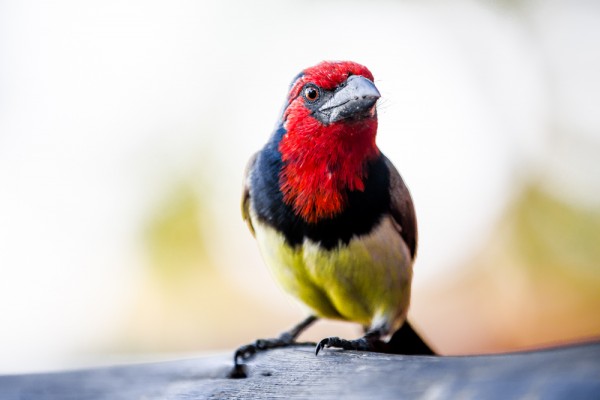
318 75 380 124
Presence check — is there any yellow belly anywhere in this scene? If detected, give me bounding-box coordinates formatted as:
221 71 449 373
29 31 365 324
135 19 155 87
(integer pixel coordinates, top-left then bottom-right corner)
252 214 413 332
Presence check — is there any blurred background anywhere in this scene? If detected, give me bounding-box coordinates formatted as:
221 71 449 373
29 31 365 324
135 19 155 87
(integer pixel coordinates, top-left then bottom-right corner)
1 0 599 374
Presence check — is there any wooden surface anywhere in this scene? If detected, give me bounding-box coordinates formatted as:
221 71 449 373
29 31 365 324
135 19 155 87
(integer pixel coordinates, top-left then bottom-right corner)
1 342 599 399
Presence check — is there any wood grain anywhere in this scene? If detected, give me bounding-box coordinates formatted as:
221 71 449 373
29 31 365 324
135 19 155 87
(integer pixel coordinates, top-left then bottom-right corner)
1 342 599 399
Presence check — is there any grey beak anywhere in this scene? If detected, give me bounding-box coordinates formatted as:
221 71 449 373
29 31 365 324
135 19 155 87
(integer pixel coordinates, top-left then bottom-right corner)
318 75 381 124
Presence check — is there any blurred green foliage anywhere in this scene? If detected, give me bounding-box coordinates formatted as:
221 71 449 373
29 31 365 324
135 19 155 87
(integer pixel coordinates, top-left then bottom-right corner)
144 183 209 281
513 184 600 282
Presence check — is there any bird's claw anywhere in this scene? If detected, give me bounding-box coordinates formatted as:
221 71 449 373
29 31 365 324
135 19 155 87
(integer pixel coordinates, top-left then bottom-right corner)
315 337 335 356
234 344 257 366
315 336 375 356
233 338 275 366
234 336 317 366
227 362 248 379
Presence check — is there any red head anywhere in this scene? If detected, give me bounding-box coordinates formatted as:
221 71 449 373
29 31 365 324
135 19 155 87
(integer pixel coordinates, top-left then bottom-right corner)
278 61 381 223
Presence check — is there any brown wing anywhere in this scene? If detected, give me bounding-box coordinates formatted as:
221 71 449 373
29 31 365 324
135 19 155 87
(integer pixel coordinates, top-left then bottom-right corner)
383 156 418 259
241 152 259 236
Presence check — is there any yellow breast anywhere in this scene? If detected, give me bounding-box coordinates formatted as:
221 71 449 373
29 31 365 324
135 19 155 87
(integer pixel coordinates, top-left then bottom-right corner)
251 213 413 332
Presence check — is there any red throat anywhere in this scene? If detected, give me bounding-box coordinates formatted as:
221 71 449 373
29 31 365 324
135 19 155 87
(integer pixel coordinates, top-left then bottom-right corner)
279 105 379 223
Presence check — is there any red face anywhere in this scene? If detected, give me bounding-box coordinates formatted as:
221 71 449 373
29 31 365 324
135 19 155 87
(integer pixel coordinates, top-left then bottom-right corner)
278 61 381 223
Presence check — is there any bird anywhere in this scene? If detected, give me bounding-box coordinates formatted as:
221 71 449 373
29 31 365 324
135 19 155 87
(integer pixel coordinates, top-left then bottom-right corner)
235 61 433 371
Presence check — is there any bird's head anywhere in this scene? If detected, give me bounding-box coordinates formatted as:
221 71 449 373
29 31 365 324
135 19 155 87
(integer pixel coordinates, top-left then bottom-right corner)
282 61 380 128
277 61 382 223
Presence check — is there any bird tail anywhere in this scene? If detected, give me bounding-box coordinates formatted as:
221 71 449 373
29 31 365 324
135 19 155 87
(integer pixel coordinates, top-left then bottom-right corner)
387 322 436 355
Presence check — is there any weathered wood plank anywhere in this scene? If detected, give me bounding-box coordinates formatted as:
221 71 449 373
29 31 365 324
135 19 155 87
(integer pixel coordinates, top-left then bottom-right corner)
1 342 599 399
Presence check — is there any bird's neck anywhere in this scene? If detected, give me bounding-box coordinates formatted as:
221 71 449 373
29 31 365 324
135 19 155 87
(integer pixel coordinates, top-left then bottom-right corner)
278 119 379 223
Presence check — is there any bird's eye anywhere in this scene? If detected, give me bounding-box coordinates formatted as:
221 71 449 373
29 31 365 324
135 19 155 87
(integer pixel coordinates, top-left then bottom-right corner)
304 86 320 102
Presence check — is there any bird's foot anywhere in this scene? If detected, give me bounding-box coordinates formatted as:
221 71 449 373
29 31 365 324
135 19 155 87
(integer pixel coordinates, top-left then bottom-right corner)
230 336 315 378
229 315 318 378
234 335 315 367
315 335 387 356
233 315 318 368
